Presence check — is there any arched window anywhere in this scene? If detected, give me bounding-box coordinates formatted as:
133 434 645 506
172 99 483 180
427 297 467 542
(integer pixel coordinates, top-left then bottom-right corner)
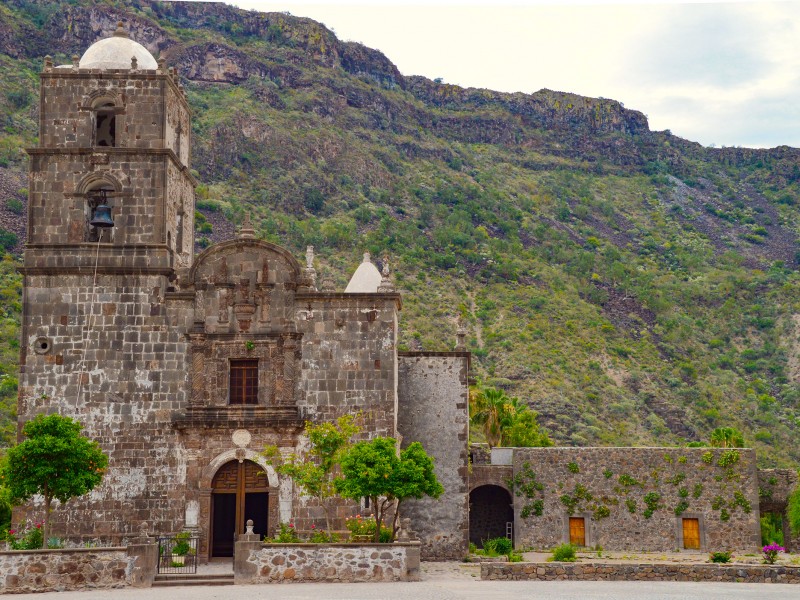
94 102 116 147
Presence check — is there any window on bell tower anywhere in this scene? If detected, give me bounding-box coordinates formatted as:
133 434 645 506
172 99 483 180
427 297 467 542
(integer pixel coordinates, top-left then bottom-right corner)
94 102 116 147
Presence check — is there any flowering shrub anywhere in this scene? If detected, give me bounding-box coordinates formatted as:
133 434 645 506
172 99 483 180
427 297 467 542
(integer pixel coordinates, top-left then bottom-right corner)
269 522 300 543
2 522 44 549
345 515 391 542
762 543 785 564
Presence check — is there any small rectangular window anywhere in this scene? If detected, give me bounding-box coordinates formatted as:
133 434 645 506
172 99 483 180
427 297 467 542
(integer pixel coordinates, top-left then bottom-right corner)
230 359 258 405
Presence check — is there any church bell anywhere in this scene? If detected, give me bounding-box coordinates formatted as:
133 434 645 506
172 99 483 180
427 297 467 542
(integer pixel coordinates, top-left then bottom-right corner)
90 204 114 228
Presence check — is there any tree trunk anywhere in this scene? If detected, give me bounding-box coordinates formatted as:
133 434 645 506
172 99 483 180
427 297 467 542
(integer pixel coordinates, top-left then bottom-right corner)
42 494 51 549
322 501 332 538
373 497 382 543
391 500 402 541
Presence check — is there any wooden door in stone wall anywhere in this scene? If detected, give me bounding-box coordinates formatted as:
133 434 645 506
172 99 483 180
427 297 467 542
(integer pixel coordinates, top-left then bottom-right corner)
210 460 270 557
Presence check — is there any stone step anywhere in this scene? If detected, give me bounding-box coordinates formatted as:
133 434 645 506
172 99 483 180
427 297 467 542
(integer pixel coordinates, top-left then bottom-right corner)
153 573 234 587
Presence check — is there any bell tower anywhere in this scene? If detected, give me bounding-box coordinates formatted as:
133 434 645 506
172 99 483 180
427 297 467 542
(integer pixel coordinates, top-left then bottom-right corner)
16 23 196 540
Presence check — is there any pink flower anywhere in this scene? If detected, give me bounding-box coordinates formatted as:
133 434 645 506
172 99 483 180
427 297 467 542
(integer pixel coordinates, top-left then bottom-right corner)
288 523 294 528
311 524 316 529
9 530 15 535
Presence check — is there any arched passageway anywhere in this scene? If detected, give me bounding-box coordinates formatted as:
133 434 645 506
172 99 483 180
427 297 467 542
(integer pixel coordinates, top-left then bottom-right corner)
210 460 269 557
469 485 513 548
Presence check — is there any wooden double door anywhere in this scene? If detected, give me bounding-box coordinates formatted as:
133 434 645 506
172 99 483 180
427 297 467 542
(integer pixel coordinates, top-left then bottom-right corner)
211 460 269 557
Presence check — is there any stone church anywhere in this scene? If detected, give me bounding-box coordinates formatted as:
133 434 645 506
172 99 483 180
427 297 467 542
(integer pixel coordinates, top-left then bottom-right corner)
16 25 470 561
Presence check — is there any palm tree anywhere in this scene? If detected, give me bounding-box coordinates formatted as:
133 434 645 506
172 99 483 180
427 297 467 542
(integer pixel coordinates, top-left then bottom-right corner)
710 427 745 448
469 387 511 448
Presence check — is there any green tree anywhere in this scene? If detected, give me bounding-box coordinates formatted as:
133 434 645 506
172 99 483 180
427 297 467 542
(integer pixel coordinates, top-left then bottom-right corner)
710 427 745 448
470 386 552 448
263 414 361 537
0 414 108 545
336 437 443 542
469 387 508 448
502 408 553 448
388 442 443 538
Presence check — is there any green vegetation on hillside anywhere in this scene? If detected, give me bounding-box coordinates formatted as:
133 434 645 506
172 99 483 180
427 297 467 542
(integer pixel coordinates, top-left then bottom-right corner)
0 0 798 464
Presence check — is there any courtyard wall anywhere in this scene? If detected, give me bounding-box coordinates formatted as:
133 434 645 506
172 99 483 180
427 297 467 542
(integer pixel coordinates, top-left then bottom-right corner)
512 447 761 552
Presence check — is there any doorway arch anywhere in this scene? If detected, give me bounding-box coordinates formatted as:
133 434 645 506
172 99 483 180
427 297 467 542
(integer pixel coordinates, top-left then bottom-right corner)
210 460 270 557
469 485 514 548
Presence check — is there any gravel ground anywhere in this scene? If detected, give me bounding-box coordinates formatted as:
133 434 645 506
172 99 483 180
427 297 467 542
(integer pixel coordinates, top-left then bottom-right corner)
4 560 798 600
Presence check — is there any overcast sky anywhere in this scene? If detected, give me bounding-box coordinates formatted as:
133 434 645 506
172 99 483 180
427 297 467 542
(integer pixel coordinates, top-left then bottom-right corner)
204 1 800 149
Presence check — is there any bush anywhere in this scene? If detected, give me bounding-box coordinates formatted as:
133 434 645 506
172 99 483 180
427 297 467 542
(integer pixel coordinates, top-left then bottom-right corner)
2 522 44 549
269 521 300 543
709 551 732 563
344 515 392 542
551 543 577 562
308 529 339 543
482 536 513 555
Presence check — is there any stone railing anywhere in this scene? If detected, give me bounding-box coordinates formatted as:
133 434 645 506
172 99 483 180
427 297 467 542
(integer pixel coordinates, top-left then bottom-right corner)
481 561 800 584
0 542 158 594
234 541 421 583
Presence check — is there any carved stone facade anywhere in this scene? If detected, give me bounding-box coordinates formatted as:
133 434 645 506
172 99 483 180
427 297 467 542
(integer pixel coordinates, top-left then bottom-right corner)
16 28 469 562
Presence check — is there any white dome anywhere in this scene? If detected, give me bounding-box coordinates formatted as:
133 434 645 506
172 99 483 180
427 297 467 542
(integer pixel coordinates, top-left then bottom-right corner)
79 23 157 70
344 252 382 293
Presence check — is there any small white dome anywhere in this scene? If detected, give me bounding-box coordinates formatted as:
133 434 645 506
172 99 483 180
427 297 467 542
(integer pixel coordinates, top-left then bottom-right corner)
79 22 157 70
344 252 382 293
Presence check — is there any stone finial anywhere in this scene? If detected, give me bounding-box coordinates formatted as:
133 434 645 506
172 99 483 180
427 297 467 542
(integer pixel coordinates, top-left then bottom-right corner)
113 21 129 38
72 54 80 70
304 245 317 291
377 252 395 293
157 57 166 73
306 245 314 269
397 517 416 542
238 213 255 239
455 318 467 351
362 251 371 264
131 55 138 71
246 519 254 535
43 55 53 72
321 273 335 293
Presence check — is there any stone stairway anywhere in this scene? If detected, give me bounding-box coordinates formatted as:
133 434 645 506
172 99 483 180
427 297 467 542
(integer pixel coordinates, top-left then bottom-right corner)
153 573 235 587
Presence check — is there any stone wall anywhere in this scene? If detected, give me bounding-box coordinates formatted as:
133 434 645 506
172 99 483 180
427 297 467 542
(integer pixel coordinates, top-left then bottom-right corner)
511 447 761 552
234 542 420 583
482 561 800 584
397 352 470 560
0 548 133 593
16 273 190 541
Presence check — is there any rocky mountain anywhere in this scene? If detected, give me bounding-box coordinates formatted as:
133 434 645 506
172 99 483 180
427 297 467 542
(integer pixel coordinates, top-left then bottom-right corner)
1 0 800 465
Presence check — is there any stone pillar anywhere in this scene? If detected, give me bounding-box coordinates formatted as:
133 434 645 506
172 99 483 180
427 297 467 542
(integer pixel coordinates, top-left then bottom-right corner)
189 324 206 406
233 540 262 584
127 527 158 588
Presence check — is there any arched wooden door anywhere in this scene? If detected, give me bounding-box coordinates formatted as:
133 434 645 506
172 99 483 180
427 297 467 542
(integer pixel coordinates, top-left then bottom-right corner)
210 460 269 557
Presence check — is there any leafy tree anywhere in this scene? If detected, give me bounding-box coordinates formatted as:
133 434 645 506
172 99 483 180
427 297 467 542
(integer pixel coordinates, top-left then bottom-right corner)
710 427 745 448
388 442 443 538
470 386 552 448
336 437 443 542
264 414 361 536
502 408 553 448
0 414 108 545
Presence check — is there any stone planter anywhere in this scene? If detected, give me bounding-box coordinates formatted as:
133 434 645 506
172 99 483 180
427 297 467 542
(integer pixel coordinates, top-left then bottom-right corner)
234 541 421 583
